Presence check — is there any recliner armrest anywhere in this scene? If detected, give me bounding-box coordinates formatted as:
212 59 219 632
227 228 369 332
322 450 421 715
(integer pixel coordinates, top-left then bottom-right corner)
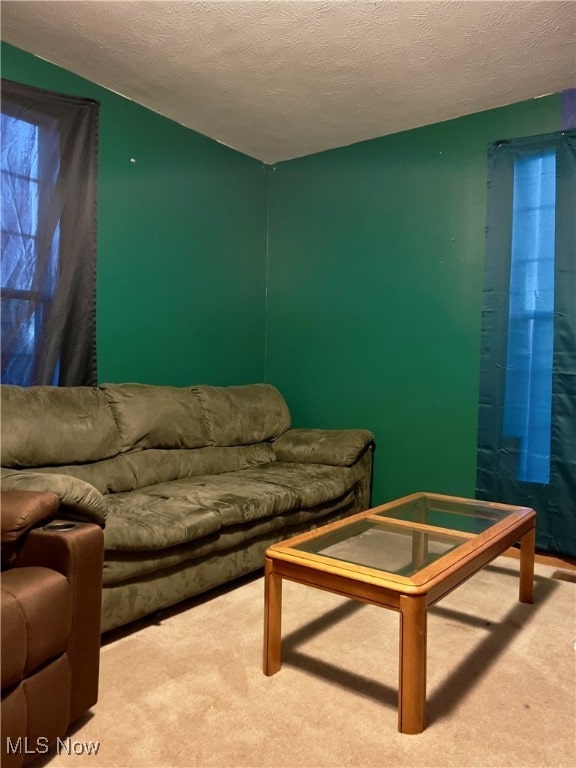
17 521 105 722
1 490 60 569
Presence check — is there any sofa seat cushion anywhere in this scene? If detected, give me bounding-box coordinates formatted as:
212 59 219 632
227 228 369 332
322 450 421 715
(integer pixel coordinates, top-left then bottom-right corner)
102 490 358 586
1 567 71 689
128 462 354 530
103 494 221 551
136 473 300 527
226 463 355 508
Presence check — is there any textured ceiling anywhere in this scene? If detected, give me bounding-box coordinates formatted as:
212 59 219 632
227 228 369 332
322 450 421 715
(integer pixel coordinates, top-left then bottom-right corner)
1 1 575 164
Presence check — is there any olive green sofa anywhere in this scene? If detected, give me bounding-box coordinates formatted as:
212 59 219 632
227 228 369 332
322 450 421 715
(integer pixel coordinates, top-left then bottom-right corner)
1 383 374 633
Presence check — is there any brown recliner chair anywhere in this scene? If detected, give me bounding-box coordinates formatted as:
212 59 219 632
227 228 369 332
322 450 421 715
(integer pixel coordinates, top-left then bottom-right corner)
1 490 104 767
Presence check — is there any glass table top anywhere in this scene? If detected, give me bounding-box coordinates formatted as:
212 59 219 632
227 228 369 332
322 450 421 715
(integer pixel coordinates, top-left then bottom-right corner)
374 495 511 534
293 520 464 576
291 495 516 577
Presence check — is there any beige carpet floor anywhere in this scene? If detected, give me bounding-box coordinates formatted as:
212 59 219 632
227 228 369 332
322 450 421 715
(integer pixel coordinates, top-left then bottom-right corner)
41 556 575 768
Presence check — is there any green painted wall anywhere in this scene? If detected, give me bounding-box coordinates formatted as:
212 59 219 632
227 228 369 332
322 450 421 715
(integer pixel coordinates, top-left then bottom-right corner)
1 42 267 386
1 43 563 507
265 97 562 505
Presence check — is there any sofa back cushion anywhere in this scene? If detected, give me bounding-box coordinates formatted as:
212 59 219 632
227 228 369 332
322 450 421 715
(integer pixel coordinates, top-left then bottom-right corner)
123 444 276 489
100 383 210 453
193 384 291 446
17 456 136 495
1 385 120 468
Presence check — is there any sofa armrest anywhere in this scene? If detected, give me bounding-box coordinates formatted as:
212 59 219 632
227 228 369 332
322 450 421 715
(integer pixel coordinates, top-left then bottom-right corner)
16 521 105 721
1 470 107 526
272 428 375 467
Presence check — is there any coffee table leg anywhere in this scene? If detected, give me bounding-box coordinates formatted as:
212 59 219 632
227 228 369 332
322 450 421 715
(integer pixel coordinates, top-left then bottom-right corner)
519 524 535 604
398 594 427 734
263 557 283 676
411 531 429 570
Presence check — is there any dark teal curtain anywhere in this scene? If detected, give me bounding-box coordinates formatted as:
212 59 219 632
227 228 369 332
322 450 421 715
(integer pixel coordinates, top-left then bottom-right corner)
1 79 99 386
477 130 576 557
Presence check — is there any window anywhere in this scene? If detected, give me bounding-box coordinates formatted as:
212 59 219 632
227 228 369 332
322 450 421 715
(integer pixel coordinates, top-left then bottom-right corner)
1 112 60 384
476 129 576 557
502 150 555 484
1 79 99 387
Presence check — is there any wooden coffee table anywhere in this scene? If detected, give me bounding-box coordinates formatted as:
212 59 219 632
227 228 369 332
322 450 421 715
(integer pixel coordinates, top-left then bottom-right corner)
263 492 536 734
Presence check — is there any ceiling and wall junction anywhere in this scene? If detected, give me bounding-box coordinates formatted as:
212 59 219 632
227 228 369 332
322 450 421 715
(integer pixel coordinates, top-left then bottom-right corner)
2 1 575 163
